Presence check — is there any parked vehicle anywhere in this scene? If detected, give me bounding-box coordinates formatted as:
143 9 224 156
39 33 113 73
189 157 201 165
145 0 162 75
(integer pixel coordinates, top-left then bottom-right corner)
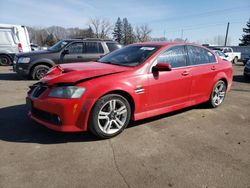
14 38 122 80
244 59 250 79
26 42 233 138
221 47 241 64
0 24 31 65
231 46 250 65
213 50 231 61
30 43 39 51
207 45 250 64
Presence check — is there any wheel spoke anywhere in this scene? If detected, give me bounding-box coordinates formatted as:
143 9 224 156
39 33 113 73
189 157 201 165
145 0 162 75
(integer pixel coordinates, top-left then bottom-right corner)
218 84 224 91
103 120 112 131
98 111 109 120
116 106 127 115
109 100 116 111
218 92 225 98
215 87 219 93
114 118 123 128
213 95 218 102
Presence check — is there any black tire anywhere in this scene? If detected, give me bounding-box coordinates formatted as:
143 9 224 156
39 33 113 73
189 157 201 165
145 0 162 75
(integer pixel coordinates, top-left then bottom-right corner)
244 73 250 80
208 80 227 108
89 94 131 139
31 65 50 80
233 57 238 64
0 55 12 66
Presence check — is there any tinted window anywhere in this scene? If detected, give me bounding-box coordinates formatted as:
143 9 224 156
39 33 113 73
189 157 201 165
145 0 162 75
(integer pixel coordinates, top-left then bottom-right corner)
66 43 83 54
156 46 187 68
106 43 121 52
187 45 216 65
85 42 104 53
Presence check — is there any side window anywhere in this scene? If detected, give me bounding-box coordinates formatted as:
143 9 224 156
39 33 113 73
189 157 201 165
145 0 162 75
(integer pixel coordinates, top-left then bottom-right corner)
156 46 187 68
66 43 83 54
85 42 104 53
223 48 232 53
187 45 216 65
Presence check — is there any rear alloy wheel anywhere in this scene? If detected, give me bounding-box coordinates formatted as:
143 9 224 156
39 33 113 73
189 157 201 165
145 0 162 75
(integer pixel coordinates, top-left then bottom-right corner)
31 65 50 80
89 94 131 138
209 80 227 108
0 55 12 66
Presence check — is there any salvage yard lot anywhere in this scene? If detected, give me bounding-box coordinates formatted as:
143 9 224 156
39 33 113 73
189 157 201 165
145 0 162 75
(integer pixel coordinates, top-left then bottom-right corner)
0 64 249 188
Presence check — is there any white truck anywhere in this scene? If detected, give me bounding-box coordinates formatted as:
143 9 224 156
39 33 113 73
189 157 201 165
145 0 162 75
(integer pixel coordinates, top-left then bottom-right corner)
221 47 241 64
0 24 31 65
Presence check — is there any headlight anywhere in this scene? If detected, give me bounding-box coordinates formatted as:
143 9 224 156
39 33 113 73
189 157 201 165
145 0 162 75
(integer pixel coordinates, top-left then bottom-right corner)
18 57 30 63
48 86 86 99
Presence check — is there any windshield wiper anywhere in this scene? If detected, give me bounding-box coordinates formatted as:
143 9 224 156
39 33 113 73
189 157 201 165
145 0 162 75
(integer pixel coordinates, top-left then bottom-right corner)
98 61 124 66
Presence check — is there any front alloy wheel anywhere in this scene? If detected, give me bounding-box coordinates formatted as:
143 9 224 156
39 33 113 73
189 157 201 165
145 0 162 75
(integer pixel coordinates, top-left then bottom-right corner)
209 80 227 108
89 94 131 138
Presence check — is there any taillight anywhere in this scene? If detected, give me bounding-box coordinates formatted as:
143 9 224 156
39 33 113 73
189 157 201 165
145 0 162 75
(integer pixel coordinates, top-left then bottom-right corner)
18 43 23 52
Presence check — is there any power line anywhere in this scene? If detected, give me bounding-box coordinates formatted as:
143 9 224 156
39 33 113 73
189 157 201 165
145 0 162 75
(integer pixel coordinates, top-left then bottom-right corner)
148 5 250 23
164 21 245 33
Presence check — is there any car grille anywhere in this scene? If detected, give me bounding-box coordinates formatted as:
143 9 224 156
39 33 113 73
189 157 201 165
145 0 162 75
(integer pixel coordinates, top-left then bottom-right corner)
31 107 61 126
32 85 48 98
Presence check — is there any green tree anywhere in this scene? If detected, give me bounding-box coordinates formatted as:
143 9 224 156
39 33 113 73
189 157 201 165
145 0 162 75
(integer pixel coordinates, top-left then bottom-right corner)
127 23 135 44
240 18 250 46
121 18 135 45
122 18 129 45
113 17 123 43
45 33 56 46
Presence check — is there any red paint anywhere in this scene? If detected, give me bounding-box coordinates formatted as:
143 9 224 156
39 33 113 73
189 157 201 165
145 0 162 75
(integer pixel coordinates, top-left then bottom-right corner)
27 42 233 132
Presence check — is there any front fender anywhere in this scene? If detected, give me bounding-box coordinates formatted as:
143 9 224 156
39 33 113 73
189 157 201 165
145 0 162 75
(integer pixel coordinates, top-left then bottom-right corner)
28 59 55 71
78 74 147 131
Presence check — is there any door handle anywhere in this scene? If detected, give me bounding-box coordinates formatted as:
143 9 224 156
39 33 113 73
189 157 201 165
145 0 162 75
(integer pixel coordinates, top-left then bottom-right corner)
182 71 189 76
77 56 83 58
211 66 216 70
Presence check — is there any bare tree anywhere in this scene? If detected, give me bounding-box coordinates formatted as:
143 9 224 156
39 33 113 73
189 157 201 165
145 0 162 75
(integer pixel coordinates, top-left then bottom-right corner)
89 18 113 39
135 24 152 42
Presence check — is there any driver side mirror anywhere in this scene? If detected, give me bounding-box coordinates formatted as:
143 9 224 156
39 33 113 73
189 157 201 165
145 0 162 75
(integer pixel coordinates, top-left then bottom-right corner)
62 49 69 54
152 62 172 72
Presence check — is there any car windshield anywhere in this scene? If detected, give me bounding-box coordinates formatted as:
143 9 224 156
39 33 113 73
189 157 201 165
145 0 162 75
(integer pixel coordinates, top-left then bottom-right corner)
98 45 160 67
216 51 226 57
48 41 69 52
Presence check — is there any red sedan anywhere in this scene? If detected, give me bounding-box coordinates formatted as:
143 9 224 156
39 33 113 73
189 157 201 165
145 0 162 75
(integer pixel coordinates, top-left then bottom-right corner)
27 42 233 138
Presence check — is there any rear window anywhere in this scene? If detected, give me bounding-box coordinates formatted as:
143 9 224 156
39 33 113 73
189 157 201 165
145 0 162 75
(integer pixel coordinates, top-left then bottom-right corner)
0 30 15 45
106 42 121 52
85 42 104 53
187 45 216 65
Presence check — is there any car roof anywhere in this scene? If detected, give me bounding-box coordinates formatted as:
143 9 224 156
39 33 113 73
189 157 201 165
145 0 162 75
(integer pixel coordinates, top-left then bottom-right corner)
62 38 118 43
131 42 206 48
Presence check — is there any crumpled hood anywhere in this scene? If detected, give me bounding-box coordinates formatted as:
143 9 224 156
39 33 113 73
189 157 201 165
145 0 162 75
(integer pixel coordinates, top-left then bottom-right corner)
41 62 132 85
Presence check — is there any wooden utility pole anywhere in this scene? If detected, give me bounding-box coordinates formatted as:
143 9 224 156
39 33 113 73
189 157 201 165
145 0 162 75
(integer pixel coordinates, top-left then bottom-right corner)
224 22 230 46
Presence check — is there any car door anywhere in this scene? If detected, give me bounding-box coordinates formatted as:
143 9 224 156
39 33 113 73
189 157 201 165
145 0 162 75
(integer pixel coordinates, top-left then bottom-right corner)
186 45 218 103
147 45 192 110
62 42 84 63
223 47 233 62
82 42 105 62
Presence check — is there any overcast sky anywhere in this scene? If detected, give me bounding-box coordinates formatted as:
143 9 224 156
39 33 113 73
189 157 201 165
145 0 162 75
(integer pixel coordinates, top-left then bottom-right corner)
1 0 250 45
